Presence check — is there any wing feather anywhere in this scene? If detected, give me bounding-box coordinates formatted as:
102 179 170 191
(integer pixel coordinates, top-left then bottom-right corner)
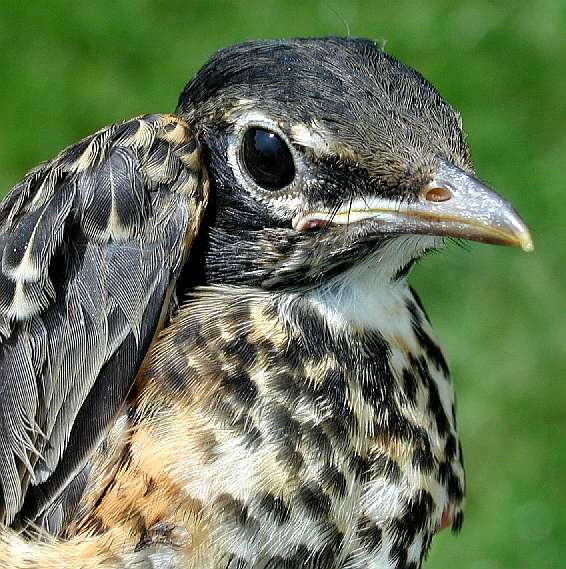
0 114 208 526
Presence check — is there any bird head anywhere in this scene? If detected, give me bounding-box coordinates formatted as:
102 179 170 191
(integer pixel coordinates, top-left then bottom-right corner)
177 37 532 289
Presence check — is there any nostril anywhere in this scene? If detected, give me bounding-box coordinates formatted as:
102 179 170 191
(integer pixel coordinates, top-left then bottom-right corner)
425 187 452 202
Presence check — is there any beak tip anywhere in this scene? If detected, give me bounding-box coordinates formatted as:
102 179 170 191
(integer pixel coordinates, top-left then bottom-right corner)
514 222 534 252
520 234 535 252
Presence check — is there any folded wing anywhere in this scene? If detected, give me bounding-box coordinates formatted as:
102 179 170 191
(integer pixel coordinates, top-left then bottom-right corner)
0 114 208 527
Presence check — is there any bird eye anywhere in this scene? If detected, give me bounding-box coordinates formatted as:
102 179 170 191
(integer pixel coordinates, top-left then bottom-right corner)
241 127 295 190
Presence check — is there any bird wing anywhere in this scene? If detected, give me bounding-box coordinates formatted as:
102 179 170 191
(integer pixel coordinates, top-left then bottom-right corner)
0 113 208 526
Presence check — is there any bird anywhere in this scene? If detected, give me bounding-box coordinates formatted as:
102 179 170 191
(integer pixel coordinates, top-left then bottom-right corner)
0 37 532 569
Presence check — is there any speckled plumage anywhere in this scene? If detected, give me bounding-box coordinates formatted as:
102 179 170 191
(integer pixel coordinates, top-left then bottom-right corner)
0 38 531 569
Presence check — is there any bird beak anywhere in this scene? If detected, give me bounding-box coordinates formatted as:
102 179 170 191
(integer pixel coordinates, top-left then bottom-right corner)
293 158 534 252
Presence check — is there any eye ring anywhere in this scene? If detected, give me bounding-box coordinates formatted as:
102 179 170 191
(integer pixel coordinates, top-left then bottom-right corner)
239 126 296 191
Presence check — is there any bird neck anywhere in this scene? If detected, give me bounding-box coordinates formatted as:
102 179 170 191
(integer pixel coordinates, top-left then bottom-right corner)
284 258 418 336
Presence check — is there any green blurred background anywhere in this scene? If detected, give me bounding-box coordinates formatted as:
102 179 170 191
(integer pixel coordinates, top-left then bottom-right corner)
0 1 564 567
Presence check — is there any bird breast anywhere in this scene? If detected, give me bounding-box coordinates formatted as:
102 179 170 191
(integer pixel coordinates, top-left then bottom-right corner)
69 275 464 569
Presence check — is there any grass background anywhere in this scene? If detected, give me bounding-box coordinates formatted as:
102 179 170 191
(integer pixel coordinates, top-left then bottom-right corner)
0 1 564 567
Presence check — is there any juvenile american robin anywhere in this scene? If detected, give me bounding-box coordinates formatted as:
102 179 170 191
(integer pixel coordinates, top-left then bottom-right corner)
0 38 532 568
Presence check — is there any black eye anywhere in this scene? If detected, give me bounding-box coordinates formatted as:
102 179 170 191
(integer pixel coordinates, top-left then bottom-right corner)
241 127 295 190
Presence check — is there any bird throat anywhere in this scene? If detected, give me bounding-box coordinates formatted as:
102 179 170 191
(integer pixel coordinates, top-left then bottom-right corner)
70 275 465 569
